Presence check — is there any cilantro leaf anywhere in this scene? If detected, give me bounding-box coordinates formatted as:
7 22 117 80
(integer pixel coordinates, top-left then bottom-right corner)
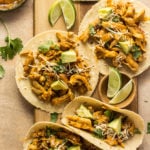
94 128 104 139
0 36 23 60
89 25 96 36
45 127 56 137
132 51 142 60
0 65 5 79
131 45 142 60
50 112 59 122
0 19 23 79
147 122 150 134
134 128 141 134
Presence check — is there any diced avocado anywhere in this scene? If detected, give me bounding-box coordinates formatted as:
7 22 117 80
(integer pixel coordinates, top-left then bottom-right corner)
61 50 77 63
98 7 112 19
76 104 93 119
108 116 122 133
51 80 68 91
119 41 132 54
67 146 81 150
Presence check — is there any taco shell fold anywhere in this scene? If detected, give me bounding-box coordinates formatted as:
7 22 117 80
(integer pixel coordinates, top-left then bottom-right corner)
61 96 145 150
15 30 99 113
79 0 150 77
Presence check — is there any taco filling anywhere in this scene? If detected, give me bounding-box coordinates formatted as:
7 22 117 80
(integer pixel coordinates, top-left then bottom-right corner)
66 104 141 148
20 32 92 106
79 0 148 72
26 124 99 150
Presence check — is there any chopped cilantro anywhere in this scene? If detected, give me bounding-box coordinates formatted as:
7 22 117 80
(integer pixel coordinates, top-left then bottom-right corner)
45 127 56 137
131 45 142 60
147 122 150 134
132 51 142 60
94 128 104 139
89 25 96 36
52 62 67 73
50 112 59 123
134 128 141 134
0 65 5 79
112 16 120 22
104 110 114 121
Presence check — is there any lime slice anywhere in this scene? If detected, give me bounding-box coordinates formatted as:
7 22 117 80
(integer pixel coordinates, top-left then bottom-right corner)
48 0 62 26
107 67 122 98
51 80 68 91
60 0 76 30
109 80 133 104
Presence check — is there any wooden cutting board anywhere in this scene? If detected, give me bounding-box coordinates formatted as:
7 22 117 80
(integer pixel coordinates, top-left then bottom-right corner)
34 0 138 122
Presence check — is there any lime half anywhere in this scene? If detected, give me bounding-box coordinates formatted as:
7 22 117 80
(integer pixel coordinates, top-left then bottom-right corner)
48 0 62 26
60 0 76 30
109 80 133 104
107 67 122 98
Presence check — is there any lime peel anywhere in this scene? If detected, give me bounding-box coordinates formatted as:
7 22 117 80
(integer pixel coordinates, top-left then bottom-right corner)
60 0 76 30
48 0 62 26
109 79 133 104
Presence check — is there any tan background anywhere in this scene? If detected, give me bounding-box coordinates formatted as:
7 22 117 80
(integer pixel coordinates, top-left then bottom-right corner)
0 0 150 149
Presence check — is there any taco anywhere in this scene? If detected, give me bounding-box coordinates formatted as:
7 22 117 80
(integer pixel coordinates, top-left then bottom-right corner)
61 96 144 150
23 121 100 150
15 30 99 112
78 0 150 77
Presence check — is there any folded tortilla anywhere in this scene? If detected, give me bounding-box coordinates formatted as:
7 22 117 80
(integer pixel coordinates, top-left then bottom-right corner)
15 30 99 112
79 0 150 77
23 121 100 150
61 96 145 150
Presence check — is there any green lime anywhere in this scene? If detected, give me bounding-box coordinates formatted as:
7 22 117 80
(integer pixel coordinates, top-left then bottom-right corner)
107 67 122 98
60 0 76 30
51 80 68 91
48 0 62 26
109 79 133 104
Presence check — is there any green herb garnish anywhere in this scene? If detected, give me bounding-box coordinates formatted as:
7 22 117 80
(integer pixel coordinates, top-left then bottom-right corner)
94 128 104 139
53 62 67 73
134 128 141 134
89 25 96 36
104 110 114 121
0 19 23 79
50 112 59 123
147 122 150 134
0 37 23 60
0 65 5 78
131 45 142 60
112 16 120 22
45 127 56 137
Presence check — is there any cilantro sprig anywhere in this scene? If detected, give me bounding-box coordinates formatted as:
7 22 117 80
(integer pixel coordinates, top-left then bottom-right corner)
0 19 23 79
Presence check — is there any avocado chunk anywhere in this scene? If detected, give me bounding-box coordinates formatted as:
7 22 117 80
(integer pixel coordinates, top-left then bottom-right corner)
67 146 81 150
76 104 93 119
98 7 112 19
51 80 68 91
61 50 77 63
119 41 132 54
108 116 122 133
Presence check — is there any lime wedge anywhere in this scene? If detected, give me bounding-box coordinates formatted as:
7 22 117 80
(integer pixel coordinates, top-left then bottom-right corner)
109 80 133 104
51 80 68 91
107 67 122 98
48 0 62 26
60 0 76 30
